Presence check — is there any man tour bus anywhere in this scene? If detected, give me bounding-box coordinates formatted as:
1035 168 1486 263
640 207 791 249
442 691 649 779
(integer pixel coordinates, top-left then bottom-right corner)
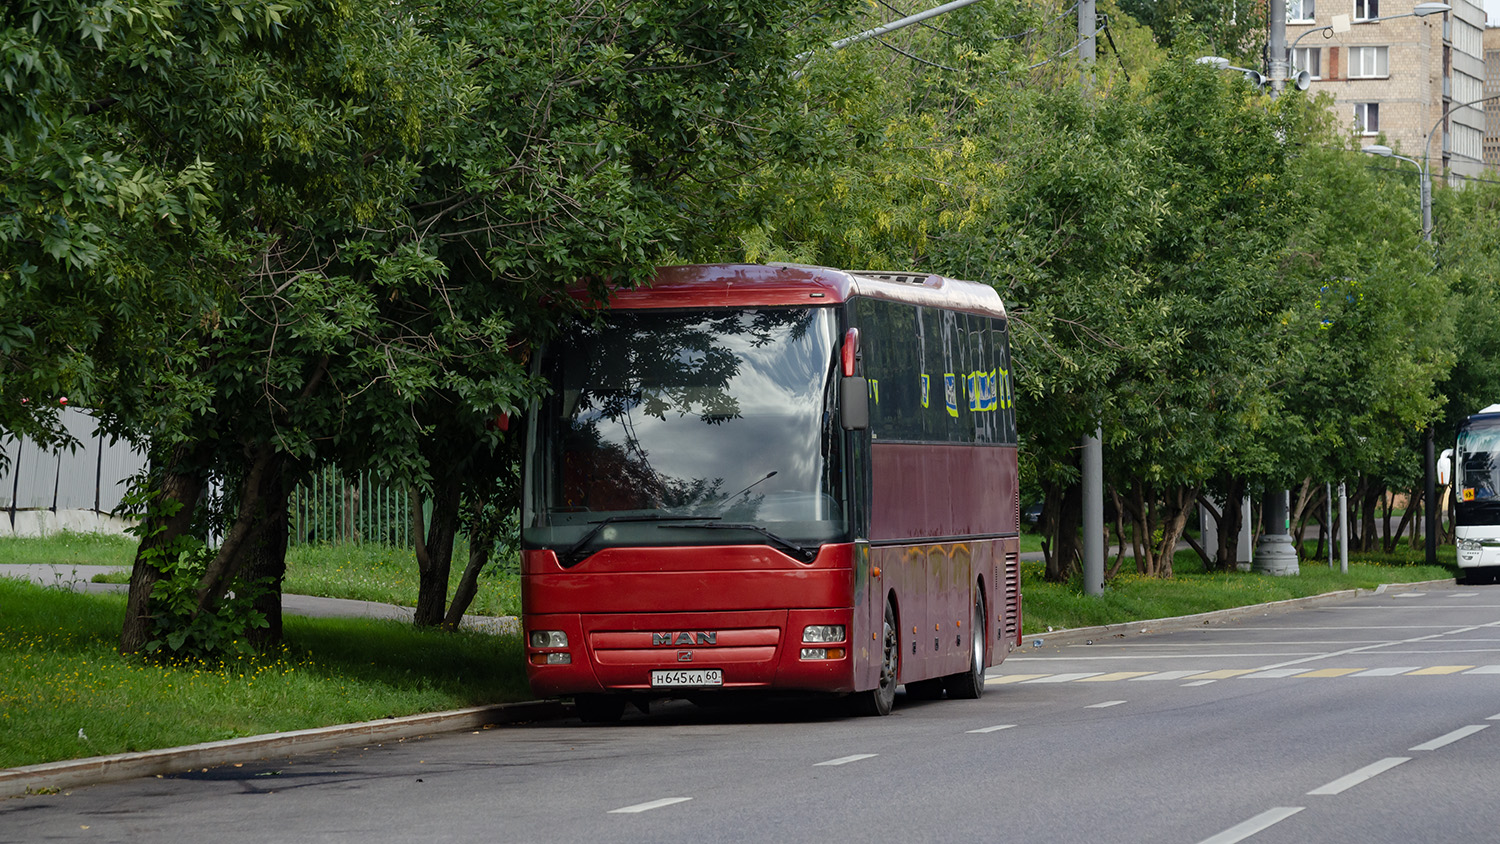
521 264 1021 720
1455 404 1500 584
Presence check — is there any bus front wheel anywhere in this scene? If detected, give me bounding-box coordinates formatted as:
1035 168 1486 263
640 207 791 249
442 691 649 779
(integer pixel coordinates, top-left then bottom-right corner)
851 600 899 716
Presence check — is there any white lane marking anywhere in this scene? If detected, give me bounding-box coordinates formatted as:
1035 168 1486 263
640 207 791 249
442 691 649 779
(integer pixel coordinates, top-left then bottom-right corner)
1393 592 1427 598
1131 670 1208 681
1352 667 1418 676
967 724 1016 734
1451 592 1480 597
1464 665 1500 674
1024 672 1104 683
1241 668 1308 679
1195 807 1305 844
815 753 878 766
1307 757 1410 795
609 797 692 814
1411 725 1488 751
1183 680 1217 687
1086 700 1127 709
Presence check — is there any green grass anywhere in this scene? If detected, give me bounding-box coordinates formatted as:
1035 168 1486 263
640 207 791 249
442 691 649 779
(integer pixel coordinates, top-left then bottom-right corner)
53 534 524 619
280 541 521 618
0 577 529 769
1020 547 1455 635
0 532 138 568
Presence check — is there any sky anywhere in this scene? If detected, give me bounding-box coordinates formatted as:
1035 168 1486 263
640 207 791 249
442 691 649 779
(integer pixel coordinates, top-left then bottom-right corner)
1486 0 1498 26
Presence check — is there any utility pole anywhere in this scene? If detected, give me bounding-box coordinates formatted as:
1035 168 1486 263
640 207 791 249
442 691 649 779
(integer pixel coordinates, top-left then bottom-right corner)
1077 0 1104 594
1249 0 1300 575
1079 0 1096 87
1082 428 1104 595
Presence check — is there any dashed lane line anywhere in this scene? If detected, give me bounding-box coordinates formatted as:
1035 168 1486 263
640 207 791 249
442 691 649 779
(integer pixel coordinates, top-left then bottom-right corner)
1195 807 1305 844
1077 671 1154 682
966 724 1016 734
1086 700 1127 709
609 797 693 814
1410 725 1488 751
1307 757 1411 796
814 754 878 767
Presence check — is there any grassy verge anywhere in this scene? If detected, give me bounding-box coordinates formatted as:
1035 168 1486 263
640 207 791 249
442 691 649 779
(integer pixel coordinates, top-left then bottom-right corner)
0 578 530 770
0 532 525 619
0 533 138 569
1020 547 1455 635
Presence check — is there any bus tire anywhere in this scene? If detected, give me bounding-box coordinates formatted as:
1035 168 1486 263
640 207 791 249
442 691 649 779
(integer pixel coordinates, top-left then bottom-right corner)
851 600 899 716
944 593 986 700
575 694 626 723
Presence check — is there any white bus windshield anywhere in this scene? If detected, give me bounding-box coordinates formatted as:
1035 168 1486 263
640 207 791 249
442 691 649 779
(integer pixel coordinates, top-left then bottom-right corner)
1457 415 1500 525
524 307 847 563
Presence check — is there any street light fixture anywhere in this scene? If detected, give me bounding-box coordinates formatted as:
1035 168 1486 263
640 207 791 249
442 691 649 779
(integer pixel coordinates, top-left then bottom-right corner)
1361 143 1426 240
1195 55 1267 86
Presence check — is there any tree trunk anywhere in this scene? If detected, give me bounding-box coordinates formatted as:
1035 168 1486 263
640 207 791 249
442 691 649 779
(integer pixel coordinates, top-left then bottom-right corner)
193 444 281 618
1152 485 1196 579
1107 487 1128 580
1207 476 1247 572
120 444 206 654
412 475 461 627
1051 479 1083 583
443 532 490 630
1396 484 1422 552
1358 476 1380 553
242 464 292 650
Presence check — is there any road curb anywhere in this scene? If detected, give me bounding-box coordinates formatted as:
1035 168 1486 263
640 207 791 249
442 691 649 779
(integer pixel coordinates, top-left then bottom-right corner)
1 699 566 799
1021 579 1456 650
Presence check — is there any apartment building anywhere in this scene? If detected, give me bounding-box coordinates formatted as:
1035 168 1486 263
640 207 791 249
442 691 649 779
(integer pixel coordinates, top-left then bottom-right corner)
1287 0 1486 185
1485 24 1500 167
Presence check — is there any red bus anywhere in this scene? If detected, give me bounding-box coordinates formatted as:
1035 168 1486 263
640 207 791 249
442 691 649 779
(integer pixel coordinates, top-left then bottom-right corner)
521 264 1021 719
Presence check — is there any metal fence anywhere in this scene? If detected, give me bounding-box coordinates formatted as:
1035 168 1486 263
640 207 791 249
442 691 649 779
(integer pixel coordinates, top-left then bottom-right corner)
2 411 415 544
1 409 148 535
289 468 415 547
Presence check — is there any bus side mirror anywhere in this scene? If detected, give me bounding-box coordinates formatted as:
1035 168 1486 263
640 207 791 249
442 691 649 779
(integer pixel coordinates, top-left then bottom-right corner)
841 376 869 430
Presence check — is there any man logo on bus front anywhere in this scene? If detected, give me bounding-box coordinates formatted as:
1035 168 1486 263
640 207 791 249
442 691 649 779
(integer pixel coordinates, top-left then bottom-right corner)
653 632 717 646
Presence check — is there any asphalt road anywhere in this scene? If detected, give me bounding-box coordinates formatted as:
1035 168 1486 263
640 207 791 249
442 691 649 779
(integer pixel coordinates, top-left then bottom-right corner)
6 581 1500 844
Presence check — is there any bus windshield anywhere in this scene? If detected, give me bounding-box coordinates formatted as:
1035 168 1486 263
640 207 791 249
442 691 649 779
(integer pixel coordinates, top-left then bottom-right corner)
524 306 847 563
1458 415 1500 525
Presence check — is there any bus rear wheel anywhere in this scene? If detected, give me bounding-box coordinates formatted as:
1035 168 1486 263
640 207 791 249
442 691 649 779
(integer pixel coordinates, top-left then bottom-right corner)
944 593 986 700
851 600 899 716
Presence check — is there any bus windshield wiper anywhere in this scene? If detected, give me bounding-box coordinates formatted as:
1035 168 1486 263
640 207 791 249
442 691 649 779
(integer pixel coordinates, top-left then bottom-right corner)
557 514 721 567
658 521 819 563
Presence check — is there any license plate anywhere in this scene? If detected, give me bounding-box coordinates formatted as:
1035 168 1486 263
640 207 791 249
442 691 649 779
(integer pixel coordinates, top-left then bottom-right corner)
651 669 723 688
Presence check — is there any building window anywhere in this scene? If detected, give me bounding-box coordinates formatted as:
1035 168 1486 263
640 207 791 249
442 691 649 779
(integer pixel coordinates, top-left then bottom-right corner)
1349 46 1388 77
1289 0 1316 22
1293 47 1321 79
1354 0 1378 20
1354 102 1379 134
